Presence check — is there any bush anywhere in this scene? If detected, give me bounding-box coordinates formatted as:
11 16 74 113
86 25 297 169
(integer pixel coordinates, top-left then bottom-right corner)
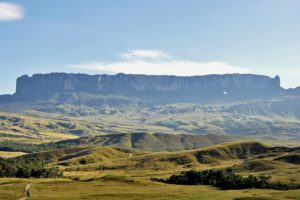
79 158 87 165
159 168 295 190
0 157 63 178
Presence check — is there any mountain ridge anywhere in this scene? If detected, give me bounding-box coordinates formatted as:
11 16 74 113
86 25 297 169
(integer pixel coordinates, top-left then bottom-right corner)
0 73 287 104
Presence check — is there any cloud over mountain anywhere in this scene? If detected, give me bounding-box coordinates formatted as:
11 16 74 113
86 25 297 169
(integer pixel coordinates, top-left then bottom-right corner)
69 49 250 76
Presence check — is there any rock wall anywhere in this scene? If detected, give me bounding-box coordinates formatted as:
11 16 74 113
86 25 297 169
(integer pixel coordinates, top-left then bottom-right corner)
9 73 283 103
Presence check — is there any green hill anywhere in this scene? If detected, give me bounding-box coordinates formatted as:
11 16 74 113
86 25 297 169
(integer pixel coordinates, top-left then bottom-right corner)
49 132 237 152
3 141 300 200
16 141 300 180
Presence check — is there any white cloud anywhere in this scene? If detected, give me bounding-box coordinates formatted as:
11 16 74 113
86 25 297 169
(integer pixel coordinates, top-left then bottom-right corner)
69 49 250 76
0 2 24 22
121 49 170 60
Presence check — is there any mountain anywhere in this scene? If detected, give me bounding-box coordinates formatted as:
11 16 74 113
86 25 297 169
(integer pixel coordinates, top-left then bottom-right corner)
0 73 285 104
45 132 237 152
1 73 300 143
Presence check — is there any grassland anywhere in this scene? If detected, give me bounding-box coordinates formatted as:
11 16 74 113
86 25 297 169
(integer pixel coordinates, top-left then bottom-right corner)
1 177 300 200
1 141 299 199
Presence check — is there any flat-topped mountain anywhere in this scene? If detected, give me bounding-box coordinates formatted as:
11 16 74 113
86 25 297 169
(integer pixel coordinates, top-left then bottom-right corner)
0 73 286 104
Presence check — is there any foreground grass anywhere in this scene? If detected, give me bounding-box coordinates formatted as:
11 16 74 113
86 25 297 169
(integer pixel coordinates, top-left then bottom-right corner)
0 177 300 200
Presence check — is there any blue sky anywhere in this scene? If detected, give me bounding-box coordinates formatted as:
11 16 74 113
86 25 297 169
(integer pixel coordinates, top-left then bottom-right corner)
1 0 300 94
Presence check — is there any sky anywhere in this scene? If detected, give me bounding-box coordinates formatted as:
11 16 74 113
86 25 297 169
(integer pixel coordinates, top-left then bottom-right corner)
1 0 300 94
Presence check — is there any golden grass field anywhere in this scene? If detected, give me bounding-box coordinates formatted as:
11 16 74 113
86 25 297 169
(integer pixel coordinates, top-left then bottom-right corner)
0 176 300 200
1 141 300 200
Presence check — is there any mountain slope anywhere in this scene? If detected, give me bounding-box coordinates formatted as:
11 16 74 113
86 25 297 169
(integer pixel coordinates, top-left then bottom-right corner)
16 141 300 179
46 132 238 152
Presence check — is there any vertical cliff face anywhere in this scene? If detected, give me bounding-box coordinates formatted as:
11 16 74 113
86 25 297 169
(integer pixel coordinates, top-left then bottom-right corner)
13 73 282 103
16 73 99 95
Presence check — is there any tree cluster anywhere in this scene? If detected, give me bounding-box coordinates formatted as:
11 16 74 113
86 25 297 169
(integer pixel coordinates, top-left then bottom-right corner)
0 141 50 153
0 157 63 178
157 168 293 190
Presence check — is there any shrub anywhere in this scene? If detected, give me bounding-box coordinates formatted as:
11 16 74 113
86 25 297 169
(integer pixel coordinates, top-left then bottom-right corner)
0 157 63 178
79 158 87 165
159 168 295 190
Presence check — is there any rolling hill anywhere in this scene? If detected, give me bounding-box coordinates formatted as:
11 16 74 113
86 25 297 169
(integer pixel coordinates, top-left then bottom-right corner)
3 141 300 200
15 141 300 182
47 132 238 152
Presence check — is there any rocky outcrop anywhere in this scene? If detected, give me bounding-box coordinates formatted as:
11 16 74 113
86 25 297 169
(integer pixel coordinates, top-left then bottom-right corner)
1 73 285 104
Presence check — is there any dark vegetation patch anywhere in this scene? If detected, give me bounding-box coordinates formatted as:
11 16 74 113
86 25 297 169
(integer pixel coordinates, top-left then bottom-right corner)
274 154 300 164
45 123 59 129
68 129 86 136
57 122 76 129
95 175 135 183
0 116 23 123
193 142 268 164
0 140 83 154
159 155 193 165
0 141 51 153
58 149 92 162
96 165 128 171
233 198 275 200
154 168 299 190
235 160 276 172
0 157 62 178
252 153 281 159
0 133 32 139
17 147 89 163
79 158 88 165
9 128 21 132
154 121 179 129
